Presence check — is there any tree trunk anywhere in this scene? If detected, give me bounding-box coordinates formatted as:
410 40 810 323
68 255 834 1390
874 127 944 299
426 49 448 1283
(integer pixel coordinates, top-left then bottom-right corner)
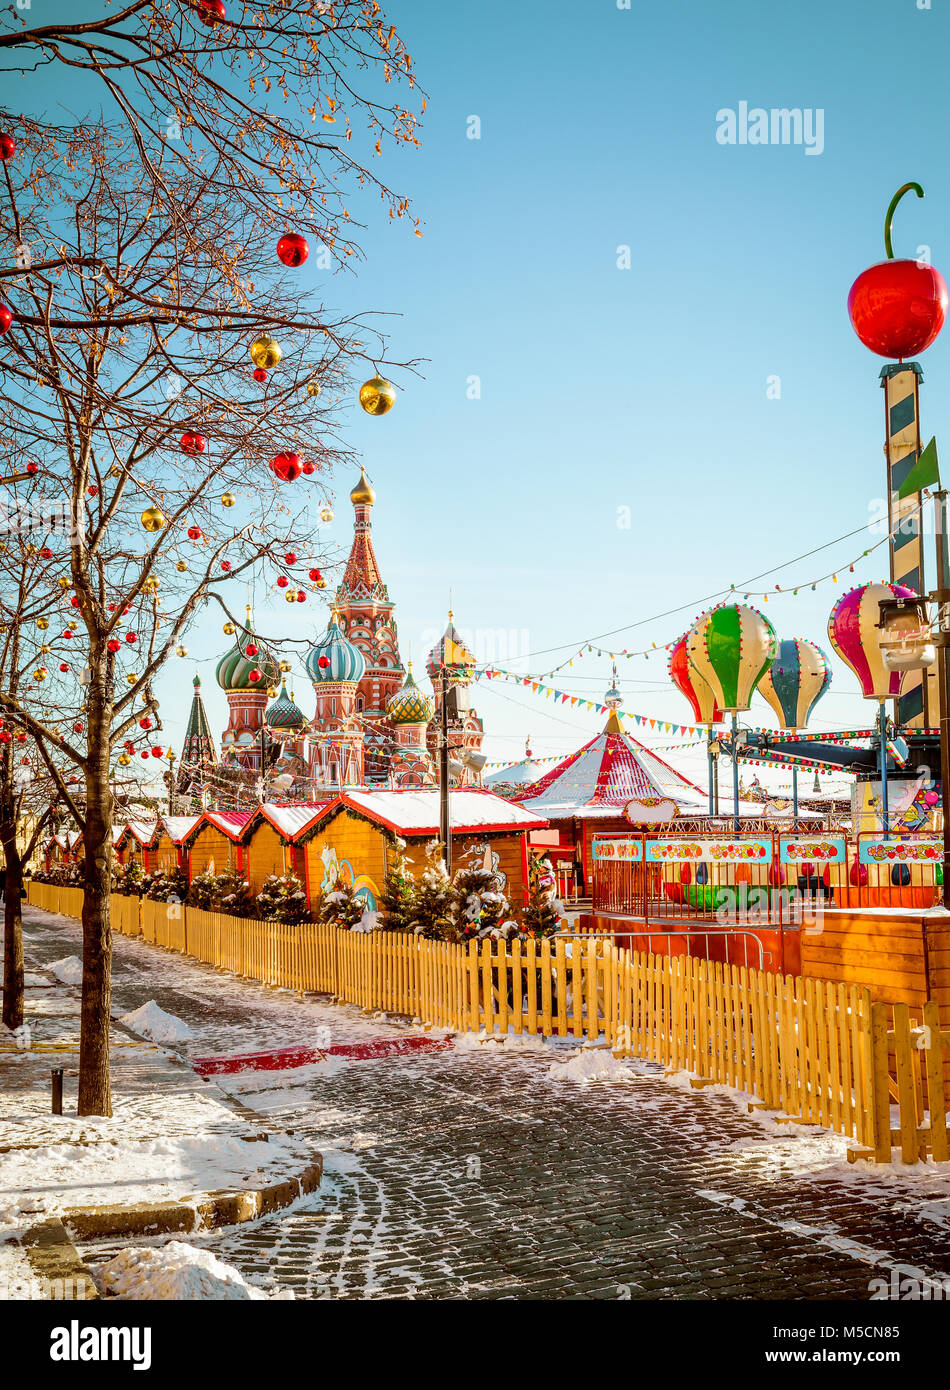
78 673 114 1118
1 840 24 1033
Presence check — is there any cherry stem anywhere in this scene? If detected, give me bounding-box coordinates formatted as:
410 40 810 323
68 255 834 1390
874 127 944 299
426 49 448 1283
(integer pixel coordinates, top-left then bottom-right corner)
884 182 924 259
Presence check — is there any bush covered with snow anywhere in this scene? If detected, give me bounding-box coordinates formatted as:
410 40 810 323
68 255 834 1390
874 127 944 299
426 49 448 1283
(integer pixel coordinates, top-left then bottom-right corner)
186 868 253 916
256 873 308 925
141 867 188 903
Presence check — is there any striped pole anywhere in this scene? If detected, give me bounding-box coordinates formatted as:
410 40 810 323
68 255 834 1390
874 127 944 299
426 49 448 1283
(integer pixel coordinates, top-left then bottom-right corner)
882 362 936 727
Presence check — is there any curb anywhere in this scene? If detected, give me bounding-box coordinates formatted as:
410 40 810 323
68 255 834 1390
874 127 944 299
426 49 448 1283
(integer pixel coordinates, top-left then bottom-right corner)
20 1217 100 1300
63 1156 323 1242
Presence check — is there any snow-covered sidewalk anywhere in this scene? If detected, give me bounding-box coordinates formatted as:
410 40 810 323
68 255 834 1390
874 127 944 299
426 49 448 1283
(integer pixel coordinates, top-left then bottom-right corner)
1 912 320 1263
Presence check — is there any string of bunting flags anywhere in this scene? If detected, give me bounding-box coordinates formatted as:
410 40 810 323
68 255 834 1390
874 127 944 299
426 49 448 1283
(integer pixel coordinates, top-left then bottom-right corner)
477 667 705 738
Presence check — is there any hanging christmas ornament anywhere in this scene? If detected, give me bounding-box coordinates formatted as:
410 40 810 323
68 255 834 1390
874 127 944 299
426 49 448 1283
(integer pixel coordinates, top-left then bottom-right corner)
187 526 202 541
36 617 49 631
0 133 16 162
33 667 47 681
141 506 165 532
245 643 259 657
196 0 227 22
180 431 208 456
57 578 69 589
221 492 236 507
151 747 163 759
760 639 832 729
686 604 777 714
125 632 138 644
223 622 236 635
276 576 289 589
270 452 302 483
176 560 188 573
284 551 298 565
253 368 268 384
107 639 121 652
220 560 232 572
250 334 282 370
25 461 38 474
126 674 138 686
142 576 160 594
358 375 396 416
59 662 69 672
828 581 917 699
319 505 333 522
302 461 315 475
669 634 722 725
317 655 330 669
296 590 306 603
308 568 322 582
117 753 131 767
285 592 297 603
316 578 328 590
176 645 188 657
248 668 262 683
0 303 14 334
276 232 309 267
306 379 322 398
279 659 292 673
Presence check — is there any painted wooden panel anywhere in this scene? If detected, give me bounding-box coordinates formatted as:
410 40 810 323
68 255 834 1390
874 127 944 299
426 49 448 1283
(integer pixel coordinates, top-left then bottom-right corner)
187 825 237 877
245 821 288 895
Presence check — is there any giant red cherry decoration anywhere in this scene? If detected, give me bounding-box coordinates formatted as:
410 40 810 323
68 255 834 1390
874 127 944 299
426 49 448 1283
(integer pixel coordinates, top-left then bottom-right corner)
180 431 207 456
270 452 302 483
0 134 15 162
277 233 309 268
848 183 948 360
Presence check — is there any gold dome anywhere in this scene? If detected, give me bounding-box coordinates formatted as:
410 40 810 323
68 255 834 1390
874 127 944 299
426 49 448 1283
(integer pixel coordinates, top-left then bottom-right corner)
349 466 376 506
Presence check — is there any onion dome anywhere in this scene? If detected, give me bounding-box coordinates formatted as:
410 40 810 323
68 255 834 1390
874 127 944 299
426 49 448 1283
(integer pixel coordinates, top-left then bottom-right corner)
349 466 376 506
386 664 434 725
306 610 366 683
426 610 477 682
265 680 308 730
215 611 279 691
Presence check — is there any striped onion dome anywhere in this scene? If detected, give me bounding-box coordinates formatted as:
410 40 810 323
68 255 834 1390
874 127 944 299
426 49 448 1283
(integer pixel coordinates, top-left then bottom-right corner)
265 680 308 730
386 664 434 726
425 612 477 681
306 610 366 684
215 620 280 692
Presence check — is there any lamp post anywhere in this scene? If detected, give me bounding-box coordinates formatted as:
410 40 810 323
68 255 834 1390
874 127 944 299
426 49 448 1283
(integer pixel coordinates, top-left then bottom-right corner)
439 664 452 874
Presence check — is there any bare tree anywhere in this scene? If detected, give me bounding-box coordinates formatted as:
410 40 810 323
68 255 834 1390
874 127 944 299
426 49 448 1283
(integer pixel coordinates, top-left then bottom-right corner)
0 1 423 1114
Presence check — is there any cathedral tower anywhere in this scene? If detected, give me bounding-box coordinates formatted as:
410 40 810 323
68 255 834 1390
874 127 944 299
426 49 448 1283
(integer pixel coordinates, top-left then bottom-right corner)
306 610 366 790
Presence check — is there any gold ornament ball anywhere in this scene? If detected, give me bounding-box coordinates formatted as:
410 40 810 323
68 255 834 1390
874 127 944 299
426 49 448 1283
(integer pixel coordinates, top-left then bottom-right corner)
143 576 160 594
176 560 188 573
279 659 292 673
316 578 328 590
57 577 69 589
319 506 333 523
33 667 47 681
36 617 49 631
221 492 236 508
267 686 279 698
141 506 165 532
250 334 282 370
40 644 50 654
358 375 396 416
175 645 188 657
108 465 122 479
284 591 297 603
25 544 37 556
126 674 138 686
223 622 236 635
306 379 322 398
117 753 131 767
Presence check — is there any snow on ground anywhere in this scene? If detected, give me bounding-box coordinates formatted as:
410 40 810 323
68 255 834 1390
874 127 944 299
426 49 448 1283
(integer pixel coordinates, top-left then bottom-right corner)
547 1048 638 1083
0 1240 46 1300
95 1241 294 1301
0 1130 311 1217
48 956 82 985
119 1000 194 1044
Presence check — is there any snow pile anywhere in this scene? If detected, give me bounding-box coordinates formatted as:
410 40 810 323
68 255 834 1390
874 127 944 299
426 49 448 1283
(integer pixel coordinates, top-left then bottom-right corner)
548 1049 636 1084
96 1241 293 1301
455 1028 547 1052
119 1000 193 1044
49 956 82 985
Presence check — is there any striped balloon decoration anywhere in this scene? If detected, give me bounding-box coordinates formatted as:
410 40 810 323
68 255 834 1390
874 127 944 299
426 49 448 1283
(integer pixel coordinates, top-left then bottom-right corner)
686 604 777 714
669 634 722 724
759 638 831 729
827 581 917 701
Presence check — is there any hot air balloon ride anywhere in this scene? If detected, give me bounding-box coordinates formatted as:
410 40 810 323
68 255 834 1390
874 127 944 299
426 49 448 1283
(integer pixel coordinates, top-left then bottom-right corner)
669 632 724 815
759 638 832 819
686 604 777 830
828 581 920 830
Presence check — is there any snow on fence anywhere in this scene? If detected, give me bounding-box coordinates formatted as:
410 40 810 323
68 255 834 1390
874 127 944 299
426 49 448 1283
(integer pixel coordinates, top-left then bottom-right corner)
25 884 950 1165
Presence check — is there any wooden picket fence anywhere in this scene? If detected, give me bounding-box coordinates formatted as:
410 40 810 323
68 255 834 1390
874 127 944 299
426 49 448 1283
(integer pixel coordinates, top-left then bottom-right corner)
24 883 950 1165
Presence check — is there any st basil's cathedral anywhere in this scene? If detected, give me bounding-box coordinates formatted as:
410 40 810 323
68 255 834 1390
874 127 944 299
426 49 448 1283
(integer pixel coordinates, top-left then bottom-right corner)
176 467 487 804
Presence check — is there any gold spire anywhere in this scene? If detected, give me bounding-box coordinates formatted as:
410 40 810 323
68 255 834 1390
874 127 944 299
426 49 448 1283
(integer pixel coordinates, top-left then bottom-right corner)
349 466 376 506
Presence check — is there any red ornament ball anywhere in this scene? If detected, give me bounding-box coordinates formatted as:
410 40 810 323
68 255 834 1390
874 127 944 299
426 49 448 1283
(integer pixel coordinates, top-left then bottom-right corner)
248 668 262 683
107 639 121 653
87 485 98 496
284 551 298 565
151 747 163 758
125 632 138 644
26 461 38 475
63 629 74 639
187 526 203 541
270 452 302 483
848 258 949 359
276 576 289 589
0 303 13 334
276 232 309 268
180 431 208 456
253 368 268 383
245 642 259 657
73 723 83 734
70 596 80 607
296 590 306 603
39 547 52 560
196 0 226 25
140 751 149 761
59 662 69 672
15 733 26 743
139 717 153 729
221 560 232 572
302 461 315 475
317 655 330 670
309 568 322 582
0 133 16 162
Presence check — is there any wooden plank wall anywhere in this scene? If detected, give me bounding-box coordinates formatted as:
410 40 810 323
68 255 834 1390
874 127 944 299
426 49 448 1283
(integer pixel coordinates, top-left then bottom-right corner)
186 826 238 877
801 910 930 1007
244 821 288 895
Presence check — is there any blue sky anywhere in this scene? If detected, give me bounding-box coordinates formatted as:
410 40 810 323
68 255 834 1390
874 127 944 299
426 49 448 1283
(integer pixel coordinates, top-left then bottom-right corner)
11 0 950 792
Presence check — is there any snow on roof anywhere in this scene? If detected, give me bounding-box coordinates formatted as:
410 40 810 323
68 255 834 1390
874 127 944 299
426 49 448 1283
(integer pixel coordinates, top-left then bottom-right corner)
160 815 202 844
127 820 158 846
484 756 552 789
112 825 130 845
327 788 548 835
257 802 331 840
